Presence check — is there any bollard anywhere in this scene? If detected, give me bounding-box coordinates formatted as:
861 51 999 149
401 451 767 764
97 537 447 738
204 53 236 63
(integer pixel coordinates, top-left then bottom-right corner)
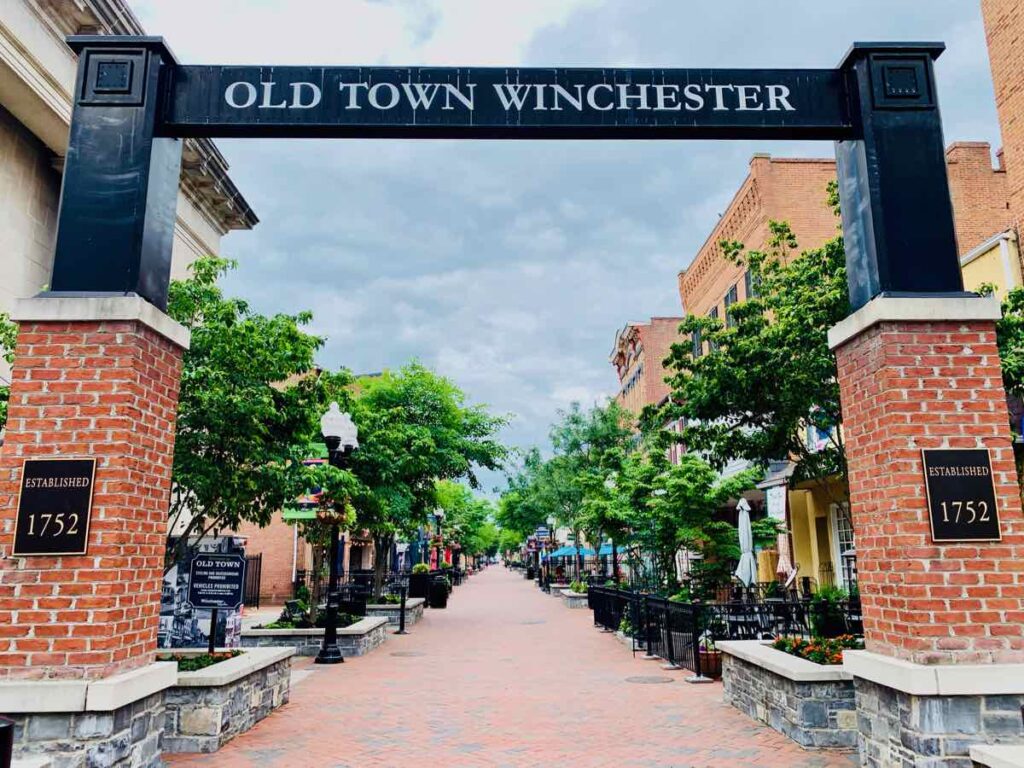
396 585 409 635
0 716 13 768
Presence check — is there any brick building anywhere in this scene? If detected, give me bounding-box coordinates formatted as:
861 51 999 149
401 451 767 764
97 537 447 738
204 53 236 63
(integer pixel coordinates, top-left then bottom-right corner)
609 317 684 417
983 0 1024 229
0 0 256 392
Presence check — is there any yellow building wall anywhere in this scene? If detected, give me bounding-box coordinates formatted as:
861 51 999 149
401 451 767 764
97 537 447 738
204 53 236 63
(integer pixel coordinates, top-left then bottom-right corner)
788 477 848 590
961 234 1023 299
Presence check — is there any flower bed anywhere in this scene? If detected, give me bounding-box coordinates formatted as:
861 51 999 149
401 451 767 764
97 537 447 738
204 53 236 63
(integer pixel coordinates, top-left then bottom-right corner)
366 597 425 626
719 640 857 750
163 647 293 754
771 635 863 665
559 589 589 609
241 616 389 657
159 651 243 672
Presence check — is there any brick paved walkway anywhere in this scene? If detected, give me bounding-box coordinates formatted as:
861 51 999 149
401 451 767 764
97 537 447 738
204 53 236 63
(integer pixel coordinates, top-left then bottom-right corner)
168 567 856 767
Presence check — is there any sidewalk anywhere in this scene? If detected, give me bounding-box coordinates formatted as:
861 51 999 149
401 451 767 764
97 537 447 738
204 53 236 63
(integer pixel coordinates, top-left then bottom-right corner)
168 567 855 767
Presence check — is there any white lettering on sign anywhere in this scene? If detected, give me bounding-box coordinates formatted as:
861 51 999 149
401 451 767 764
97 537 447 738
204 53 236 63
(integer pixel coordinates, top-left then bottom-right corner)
224 80 797 114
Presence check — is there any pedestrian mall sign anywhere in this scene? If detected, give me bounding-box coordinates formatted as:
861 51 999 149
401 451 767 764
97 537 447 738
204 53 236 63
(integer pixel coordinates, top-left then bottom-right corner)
54 37 965 319
169 67 848 139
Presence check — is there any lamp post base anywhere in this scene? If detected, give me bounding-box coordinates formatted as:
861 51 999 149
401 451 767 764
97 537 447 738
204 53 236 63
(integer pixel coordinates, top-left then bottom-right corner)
315 643 344 664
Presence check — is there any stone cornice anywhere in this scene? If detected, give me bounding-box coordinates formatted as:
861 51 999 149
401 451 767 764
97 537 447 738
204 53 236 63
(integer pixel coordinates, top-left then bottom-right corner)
7 0 257 233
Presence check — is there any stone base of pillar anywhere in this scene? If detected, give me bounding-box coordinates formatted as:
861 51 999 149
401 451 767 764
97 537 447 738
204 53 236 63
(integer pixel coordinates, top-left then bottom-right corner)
0 662 176 768
847 651 1024 767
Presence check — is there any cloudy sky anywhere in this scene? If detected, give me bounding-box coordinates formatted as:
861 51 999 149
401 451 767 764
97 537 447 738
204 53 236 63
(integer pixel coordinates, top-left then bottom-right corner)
135 0 1000 491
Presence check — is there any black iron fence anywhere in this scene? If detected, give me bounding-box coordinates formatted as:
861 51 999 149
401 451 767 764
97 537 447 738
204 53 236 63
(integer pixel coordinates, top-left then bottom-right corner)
244 553 262 609
588 586 863 676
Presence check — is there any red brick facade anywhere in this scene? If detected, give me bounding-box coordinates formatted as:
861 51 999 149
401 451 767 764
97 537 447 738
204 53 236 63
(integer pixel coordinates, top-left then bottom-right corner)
834 318 1024 665
983 0 1024 229
946 142 1012 253
610 317 684 416
0 319 184 680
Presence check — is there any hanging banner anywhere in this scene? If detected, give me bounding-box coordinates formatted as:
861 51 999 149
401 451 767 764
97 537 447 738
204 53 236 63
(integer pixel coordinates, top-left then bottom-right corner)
766 485 787 522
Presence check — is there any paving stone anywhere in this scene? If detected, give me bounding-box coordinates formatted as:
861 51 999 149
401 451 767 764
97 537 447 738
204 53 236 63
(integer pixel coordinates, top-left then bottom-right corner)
166 568 856 768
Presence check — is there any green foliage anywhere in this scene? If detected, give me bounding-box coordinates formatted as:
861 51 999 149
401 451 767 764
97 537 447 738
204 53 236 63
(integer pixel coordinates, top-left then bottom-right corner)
165 256 328 567
411 563 430 575
809 585 850 639
162 651 242 672
662 214 850 492
435 480 498 557
994 286 1024 404
0 312 17 431
771 634 862 665
569 580 587 594
618 612 634 637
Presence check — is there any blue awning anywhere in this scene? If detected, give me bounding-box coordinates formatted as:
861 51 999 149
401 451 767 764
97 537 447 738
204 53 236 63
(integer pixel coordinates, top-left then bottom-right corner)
598 543 614 556
542 545 595 560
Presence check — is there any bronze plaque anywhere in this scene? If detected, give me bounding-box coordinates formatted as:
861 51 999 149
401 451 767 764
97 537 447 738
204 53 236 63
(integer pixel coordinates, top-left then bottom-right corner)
13 459 96 556
922 449 1001 543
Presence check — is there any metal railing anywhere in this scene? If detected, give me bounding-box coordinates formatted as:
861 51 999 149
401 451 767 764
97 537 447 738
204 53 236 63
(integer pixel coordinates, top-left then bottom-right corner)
588 586 863 675
244 553 262 609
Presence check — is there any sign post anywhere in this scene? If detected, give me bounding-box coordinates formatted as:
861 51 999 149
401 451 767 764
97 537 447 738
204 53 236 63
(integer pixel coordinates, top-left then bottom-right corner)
187 553 246 654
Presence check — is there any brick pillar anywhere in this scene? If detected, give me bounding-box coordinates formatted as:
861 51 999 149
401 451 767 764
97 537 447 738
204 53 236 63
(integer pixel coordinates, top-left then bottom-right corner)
0 298 188 680
830 297 1024 666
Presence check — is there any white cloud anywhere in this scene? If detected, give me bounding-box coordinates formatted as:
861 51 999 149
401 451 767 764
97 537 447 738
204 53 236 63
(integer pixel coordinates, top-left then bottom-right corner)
136 0 999 492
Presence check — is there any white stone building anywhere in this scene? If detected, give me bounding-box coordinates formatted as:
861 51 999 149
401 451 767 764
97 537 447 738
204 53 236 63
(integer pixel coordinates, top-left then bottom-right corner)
0 0 256 386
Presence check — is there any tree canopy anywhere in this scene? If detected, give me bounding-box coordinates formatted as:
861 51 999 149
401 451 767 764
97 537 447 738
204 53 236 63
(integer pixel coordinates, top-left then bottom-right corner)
661 187 849 496
165 255 329 566
0 312 16 432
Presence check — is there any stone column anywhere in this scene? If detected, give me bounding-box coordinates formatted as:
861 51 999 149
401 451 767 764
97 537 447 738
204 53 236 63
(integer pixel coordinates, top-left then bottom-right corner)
0 297 189 681
829 295 1024 765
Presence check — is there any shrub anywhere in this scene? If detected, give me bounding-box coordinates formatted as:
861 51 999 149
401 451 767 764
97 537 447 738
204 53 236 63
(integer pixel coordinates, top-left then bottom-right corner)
809 585 849 638
618 613 634 637
411 563 430 574
569 580 587 594
161 651 242 672
771 634 862 665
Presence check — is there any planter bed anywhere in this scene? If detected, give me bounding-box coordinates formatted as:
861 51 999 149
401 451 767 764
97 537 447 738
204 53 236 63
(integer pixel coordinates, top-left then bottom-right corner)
163 647 293 754
547 583 570 596
366 597 425 627
718 640 856 751
241 616 389 657
559 589 589 609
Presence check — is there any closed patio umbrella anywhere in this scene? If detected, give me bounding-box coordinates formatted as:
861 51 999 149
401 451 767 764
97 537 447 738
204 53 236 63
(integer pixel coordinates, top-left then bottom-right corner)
734 498 758 587
775 532 796 583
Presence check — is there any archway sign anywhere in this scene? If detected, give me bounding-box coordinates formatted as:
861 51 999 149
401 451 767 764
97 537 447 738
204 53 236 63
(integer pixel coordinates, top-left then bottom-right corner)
55 36 964 313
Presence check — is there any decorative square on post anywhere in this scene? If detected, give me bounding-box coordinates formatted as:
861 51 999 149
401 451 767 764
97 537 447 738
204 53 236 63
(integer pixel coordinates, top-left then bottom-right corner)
80 49 148 106
869 54 934 110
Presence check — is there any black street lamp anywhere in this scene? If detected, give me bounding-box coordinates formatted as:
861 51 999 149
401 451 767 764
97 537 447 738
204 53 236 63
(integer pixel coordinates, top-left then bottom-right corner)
315 402 359 666
433 508 445 568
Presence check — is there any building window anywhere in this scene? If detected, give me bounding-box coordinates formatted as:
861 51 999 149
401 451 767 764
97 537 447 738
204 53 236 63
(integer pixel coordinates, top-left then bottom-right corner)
691 328 703 359
829 503 856 589
724 283 739 328
708 307 720 352
744 269 759 299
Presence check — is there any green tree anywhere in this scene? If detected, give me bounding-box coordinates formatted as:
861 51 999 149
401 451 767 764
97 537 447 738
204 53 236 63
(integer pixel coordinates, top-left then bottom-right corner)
993 286 1024 403
0 312 16 431
662 210 850 501
166 256 328 568
342 365 508 597
435 480 497 562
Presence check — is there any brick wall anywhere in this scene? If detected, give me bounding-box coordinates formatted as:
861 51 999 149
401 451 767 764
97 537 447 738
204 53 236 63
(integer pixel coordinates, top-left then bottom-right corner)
0 319 185 680
234 511 303 604
679 148 1010 324
982 0 1024 229
611 318 683 416
834 319 1024 665
946 142 1011 253
679 156 838 319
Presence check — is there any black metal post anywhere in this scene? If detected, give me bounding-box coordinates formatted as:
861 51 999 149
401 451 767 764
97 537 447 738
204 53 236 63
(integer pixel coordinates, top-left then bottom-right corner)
207 607 218 656
396 584 409 635
0 716 12 768
316 521 344 664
